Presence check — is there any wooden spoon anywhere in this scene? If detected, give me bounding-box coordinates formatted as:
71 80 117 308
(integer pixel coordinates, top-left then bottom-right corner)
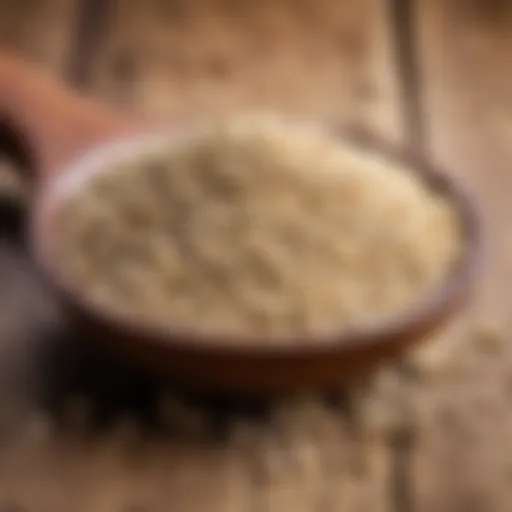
0 54 483 395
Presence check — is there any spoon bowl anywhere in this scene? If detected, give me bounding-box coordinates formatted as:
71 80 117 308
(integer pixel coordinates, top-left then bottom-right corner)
1 54 483 395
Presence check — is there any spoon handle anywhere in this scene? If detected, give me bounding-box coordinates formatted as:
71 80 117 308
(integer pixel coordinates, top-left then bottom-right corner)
0 53 138 181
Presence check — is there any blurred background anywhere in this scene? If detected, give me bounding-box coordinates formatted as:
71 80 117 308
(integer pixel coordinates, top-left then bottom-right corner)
0 0 512 511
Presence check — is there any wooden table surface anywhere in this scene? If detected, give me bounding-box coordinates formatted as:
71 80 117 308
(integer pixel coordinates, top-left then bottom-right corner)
1 0 512 511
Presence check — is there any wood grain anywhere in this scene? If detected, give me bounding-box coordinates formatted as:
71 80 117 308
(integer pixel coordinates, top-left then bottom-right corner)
409 0 512 510
0 0 79 73
89 0 403 140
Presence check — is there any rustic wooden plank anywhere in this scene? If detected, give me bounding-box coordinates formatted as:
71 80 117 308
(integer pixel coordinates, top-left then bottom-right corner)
410 0 512 510
0 430 250 512
89 0 403 140
0 0 79 74
0 398 397 512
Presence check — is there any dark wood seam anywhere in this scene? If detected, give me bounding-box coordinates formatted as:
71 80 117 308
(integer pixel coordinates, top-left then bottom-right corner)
390 0 426 151
64 0 112 90
389 418 414 512
387 0 425 510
